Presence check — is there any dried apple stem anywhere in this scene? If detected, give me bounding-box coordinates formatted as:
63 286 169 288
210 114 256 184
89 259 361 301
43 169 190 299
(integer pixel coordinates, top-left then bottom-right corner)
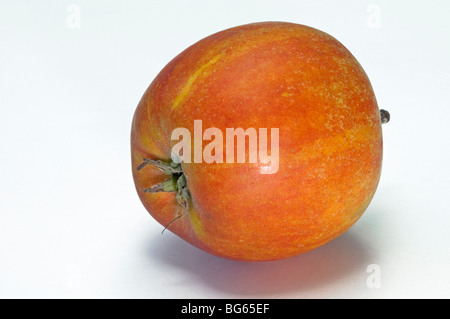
380 109 390 124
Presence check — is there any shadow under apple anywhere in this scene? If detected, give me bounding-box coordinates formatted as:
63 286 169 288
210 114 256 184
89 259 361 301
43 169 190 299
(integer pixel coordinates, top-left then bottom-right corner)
147 226 374 297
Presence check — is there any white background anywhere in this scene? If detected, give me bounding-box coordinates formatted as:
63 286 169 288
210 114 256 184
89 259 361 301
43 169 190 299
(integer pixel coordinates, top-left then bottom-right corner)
1 0 449 299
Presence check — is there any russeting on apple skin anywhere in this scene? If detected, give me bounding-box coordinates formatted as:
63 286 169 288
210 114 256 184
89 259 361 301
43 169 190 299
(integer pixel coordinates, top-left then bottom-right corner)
131 21 387 261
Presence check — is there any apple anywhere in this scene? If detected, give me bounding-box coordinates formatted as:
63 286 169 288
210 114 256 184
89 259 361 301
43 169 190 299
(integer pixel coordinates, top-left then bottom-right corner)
131 21 387 261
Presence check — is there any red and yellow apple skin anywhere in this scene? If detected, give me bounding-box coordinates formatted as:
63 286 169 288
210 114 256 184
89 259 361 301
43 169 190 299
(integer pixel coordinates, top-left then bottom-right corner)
131 22 383 261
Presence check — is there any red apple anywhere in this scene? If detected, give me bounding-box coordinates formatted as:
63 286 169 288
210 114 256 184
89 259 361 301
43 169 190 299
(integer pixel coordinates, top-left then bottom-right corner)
131 21 385 261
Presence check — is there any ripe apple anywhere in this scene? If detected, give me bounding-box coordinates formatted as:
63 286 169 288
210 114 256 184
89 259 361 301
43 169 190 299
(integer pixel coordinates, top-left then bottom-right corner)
131 21 387 261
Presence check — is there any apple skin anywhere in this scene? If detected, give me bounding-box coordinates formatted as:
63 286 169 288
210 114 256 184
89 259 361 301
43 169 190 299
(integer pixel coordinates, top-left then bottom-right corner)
131 22 383 261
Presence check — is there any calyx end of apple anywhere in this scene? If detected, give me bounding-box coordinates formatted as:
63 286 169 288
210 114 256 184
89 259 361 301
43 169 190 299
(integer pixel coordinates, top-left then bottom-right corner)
137 158 191 232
